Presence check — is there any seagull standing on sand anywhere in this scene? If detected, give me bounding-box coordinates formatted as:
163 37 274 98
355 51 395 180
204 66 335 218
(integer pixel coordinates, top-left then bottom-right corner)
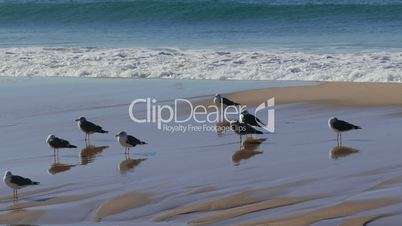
116 131 147 153
3 171 39 200
214 94 241 107
46 134 77 155
231 120 263 143
328 117 361 145
75 117 108 142
240 110 265 127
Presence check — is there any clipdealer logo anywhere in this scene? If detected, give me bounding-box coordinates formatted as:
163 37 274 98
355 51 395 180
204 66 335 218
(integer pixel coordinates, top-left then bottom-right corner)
128 98 275 133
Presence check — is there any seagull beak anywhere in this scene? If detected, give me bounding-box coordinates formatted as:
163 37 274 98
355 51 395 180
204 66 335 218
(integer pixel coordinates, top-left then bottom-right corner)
75 119 79 122
115 134 119 137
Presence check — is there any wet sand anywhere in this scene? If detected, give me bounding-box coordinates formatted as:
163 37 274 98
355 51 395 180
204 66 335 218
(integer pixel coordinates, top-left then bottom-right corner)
1 78 402 225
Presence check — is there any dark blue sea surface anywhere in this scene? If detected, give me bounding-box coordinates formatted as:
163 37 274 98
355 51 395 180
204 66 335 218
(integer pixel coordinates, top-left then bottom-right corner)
0 0 402 49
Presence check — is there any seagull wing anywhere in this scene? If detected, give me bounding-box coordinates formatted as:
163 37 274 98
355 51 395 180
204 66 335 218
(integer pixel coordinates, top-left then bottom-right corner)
82 121 106 133
222 97 240 106
335 120 361 130
11 175 38 186
54 137 71 148
245 124 263 134
254 115 265 126
243 114 265 127
127 135 146 146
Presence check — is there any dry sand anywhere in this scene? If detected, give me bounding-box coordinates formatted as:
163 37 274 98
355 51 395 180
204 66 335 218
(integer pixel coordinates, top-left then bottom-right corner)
94 191 151 222
237 199 400 226
223 81 402 106
154 179 316 222
339 213 393 226
188 196 320 225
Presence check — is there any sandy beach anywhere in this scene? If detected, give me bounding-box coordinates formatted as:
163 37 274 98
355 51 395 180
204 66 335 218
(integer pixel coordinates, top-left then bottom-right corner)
1 78 402 225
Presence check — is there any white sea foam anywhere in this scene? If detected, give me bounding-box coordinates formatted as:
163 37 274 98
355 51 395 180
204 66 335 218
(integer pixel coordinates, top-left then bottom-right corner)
1 47 402 82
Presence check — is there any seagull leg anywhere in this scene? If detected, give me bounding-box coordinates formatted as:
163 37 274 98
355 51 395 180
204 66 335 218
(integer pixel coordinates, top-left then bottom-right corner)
340 133 343 146
336 133 339 146
15 190 18 200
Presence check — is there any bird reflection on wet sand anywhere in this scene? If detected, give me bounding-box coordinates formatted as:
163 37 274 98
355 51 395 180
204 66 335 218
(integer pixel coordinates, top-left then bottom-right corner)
119 153 147 175
48 155 76 175
330 145 359 160
232 137 266 165
80 145 109 165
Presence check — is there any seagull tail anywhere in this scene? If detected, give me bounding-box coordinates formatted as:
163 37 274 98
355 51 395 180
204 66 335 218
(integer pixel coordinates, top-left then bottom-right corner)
140 141 147 145
255 131 263 134
100 130 108 133
32 181 40 185
68 144 77 148
354 126 362 129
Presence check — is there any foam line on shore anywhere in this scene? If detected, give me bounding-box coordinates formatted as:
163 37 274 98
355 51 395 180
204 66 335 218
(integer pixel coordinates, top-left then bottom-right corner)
1 47 402 82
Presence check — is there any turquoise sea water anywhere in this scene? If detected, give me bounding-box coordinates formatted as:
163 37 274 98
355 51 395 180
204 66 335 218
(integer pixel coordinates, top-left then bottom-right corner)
1 0 402 49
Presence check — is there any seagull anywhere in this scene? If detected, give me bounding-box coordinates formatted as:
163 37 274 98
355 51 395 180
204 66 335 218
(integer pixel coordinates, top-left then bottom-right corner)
231 120 263 143
46 134 77 155
75 117 108 142
240 110 265 127
3 171 39 200
328 117 361 145
214 93 241 107
116 131 147 152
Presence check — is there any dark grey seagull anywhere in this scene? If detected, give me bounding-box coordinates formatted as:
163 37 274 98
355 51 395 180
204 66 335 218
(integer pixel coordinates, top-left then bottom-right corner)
240 110 265 127
231 120 263 143
3 171 39 200
214 93 241 107
116 131 147 153
46 134 77 155
328 117 361 145
75 117 108 142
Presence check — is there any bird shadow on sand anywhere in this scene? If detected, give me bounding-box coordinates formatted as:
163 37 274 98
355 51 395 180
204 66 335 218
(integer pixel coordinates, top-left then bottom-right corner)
329 145 360 160
48 155 76 175
232 137 266 166
79 145 109 165
119 153 147 175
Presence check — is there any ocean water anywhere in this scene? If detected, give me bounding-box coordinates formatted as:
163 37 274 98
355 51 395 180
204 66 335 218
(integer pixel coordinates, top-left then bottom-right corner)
0 0 402 81
1 0 402 48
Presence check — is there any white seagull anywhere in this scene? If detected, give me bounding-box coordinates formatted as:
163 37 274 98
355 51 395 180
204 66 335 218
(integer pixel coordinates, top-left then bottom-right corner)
3 171 39 200
328 117 361 145
116 131 147 152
